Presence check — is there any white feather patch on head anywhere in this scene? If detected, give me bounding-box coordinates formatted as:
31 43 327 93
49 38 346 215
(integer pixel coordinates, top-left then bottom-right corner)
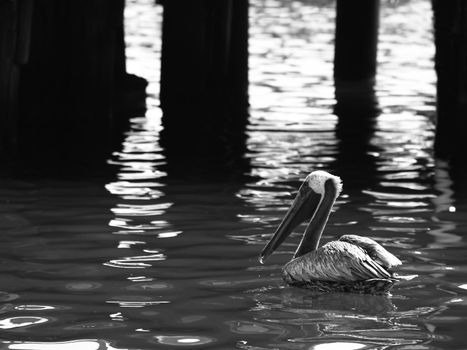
305 170 343 197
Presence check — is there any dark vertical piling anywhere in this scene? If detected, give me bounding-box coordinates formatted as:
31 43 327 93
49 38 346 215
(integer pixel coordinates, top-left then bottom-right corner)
229 0 250 132
0 0 17 156
0 0 33 157
17 0 146 173
433 0 467 160
334 0 380 84
18 0 118 164
159 0 249 164
333 85 380 190
333 0 380 190
16 0 34 65
333 0 380 180
1 0 147 174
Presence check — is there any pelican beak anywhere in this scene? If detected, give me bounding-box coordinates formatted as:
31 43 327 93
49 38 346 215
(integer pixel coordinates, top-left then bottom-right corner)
259 183 322 264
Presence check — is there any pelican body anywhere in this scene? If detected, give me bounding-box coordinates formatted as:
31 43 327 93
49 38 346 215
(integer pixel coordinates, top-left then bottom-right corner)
259 171 402 295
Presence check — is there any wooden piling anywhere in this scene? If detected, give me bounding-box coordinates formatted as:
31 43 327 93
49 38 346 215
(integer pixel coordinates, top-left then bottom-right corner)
333 83 380 190
16 0 34 65
159 0 249 159
334 0 380 83
7 0 145 173
229 0 250 130
0 0 148 173
432 0 467 160
0 0 19 156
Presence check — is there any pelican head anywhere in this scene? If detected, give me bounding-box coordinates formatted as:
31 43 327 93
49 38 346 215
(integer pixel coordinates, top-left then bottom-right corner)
259 170 342 264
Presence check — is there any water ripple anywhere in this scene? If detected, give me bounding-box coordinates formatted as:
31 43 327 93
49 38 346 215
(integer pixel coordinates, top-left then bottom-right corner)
153 335 216 347
2 339 120 350
104 251 166 269
0 316 48 330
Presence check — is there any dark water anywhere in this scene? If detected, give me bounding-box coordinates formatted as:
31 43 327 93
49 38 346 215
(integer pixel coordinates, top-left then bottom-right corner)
2 0 467 349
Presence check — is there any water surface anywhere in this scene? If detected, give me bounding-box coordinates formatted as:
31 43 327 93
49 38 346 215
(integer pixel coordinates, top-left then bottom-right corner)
2 0 467 349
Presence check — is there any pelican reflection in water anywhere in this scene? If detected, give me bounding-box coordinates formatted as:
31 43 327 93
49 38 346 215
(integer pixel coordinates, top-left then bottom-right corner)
260 171 404 295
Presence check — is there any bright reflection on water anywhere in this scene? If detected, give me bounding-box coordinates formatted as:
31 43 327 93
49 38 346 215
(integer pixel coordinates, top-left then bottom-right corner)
2 0 467 349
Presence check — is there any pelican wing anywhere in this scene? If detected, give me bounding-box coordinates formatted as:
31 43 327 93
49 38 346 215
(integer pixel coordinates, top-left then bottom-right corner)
283 241 391 284
339 234 402 269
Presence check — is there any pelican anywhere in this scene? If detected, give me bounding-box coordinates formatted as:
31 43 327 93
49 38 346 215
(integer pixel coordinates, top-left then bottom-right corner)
259 170 403 295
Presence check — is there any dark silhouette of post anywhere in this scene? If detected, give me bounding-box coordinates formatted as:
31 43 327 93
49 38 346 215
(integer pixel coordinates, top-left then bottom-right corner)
0 0 147 174
432 0 467 161
334 0 380 84
0 0 34 157
333 0 380 186
333 83 380 191
159 0 249 161
19 0 125 165
432 0 467 198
